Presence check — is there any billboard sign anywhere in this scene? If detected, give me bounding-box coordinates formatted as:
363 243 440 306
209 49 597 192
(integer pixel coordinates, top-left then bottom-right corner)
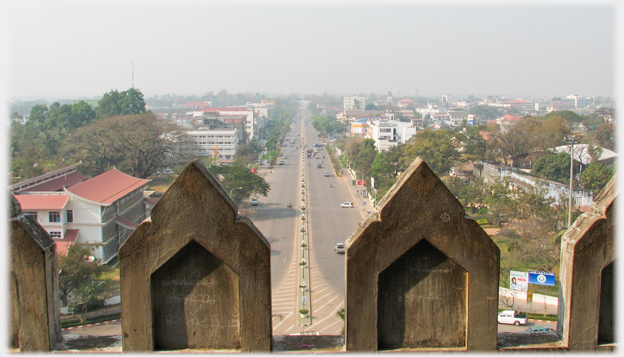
510 271 528 291
528 271 556 286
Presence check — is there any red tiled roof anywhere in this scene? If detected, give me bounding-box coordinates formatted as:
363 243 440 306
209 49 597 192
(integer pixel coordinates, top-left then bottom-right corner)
18 171 88 193
14 195 69 210
66 169 150 205
55 229 79 256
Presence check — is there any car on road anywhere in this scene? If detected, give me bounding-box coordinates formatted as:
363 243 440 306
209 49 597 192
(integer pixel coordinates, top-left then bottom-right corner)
497 310 527 325
317 164 322 168
335 243 345 254
324 171 330 177
340 202 354 208
251 198 258 206
283 155 287 159
526 326 550 333
279 160 285 165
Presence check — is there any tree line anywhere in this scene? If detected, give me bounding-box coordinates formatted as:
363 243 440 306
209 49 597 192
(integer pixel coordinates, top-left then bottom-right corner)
9 88 195 181
313 103 615 281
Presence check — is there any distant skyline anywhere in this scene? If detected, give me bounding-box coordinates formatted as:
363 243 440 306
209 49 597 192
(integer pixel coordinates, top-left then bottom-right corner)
3 2 618 102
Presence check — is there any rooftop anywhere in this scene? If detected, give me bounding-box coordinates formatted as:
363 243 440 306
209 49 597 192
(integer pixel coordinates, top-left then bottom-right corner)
66 169 150 206
13 194 70 210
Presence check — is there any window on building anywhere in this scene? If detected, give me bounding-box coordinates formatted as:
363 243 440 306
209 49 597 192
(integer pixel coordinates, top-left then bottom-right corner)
66 210 73 223
49 211 61 223
23 211 38 220
49 231 62 239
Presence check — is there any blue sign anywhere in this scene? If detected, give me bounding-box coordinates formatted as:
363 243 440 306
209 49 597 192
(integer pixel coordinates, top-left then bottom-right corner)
528 271 556 286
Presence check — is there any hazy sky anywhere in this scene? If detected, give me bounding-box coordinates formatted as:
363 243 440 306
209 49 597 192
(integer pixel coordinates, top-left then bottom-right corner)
2 1 619 101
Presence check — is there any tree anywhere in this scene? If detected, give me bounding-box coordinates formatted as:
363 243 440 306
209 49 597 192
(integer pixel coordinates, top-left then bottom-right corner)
63 112 191 178
207 164 271 203
234 143 261 166
589 123 615 151
581 162 615 196
468 105 503 120
488 121 532 167
365 103 377 110
96 88 146 118
531 152 571 183
58 244 110 306
121 88 146 115
384 143 407 176
402 129 462 177
370 152 394 195
544 110 583 123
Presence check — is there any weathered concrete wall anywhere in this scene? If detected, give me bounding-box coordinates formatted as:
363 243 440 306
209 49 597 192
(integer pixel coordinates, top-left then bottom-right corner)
557 174 617 350
119 160 272 352
9 195 62 351
345 158 500 352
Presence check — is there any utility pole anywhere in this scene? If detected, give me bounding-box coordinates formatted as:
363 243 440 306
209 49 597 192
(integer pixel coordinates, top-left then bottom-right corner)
567 135 576 229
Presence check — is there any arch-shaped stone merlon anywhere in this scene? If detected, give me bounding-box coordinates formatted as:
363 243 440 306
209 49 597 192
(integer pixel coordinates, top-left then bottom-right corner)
9 195 62 351
345 158 500 352
557 174 617 351
119 160 271 352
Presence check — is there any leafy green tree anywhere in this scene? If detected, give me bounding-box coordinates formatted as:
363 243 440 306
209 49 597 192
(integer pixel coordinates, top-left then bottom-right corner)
207 164 271 203
531 152 571 183
370 152 393 190
544 110 583 123
384 143 407 176
96 90 123 118
468 105 503 120
96 88 146 118
365 103 377 110
581 162 615 196
402 129 461 177
58 244 110 306
121 88 147 114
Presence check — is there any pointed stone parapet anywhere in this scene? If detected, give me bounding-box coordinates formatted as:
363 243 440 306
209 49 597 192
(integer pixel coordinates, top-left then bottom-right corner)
557 174 617 351
119 160 272 352
345 158 500 352
9 195 62 351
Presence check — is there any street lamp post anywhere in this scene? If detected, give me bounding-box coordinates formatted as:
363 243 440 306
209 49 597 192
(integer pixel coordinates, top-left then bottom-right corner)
229 186 243 198
567 135 576 229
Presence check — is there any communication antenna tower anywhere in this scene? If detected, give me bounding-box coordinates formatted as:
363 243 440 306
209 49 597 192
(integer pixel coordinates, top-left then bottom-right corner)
132 61 134 88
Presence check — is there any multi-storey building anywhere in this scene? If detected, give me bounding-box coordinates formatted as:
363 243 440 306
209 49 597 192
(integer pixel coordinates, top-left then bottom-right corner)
203 107 254 141
343 96 366 111
13 169 154 262
187 128 239 160
365 115 419 152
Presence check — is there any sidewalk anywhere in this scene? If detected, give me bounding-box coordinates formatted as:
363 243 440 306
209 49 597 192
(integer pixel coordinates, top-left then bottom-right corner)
336 167 377 221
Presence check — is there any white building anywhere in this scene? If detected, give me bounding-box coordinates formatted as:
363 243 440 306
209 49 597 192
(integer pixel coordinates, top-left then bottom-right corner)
204 107 255 141
187 128 239 159
13 169 153 262
566 95 595 109
343 96 366 111
366 116 419 152
442 94 459 106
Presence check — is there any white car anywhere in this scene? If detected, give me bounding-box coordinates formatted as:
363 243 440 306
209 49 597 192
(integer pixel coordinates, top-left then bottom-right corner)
340 202 354 208
335 243 345 254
